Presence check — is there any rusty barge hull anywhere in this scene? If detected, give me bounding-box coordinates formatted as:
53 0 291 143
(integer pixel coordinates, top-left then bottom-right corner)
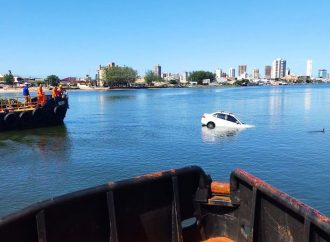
0 166 329 242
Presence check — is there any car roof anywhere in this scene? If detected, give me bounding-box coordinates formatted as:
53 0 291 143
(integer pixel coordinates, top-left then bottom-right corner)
213 111 234 116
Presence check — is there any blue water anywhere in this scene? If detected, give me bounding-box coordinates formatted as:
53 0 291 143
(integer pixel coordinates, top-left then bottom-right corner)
1 85 330 217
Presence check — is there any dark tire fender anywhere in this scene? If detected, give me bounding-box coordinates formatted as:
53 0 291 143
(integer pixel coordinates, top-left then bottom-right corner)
0 113 5 130
54 106 66 121
19 111 32 126
4 112 19 128
32 107 45 123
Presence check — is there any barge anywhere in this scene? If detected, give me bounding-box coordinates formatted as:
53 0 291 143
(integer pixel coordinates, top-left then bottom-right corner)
0 94 68 131
0 166 329 242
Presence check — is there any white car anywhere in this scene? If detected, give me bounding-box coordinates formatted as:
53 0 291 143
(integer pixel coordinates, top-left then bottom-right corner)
201 111 252 129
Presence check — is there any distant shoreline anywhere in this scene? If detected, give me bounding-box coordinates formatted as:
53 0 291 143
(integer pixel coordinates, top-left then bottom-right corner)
0 87 109 94
1 83 329 95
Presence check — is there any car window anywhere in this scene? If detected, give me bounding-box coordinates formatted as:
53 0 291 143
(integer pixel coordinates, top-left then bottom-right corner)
216 113 226 120
226 115 238 123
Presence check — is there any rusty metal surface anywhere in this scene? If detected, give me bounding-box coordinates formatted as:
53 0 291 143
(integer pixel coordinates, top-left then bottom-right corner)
229 168 330 242
232 169 330 224
0 166 205 242
1 166 330 242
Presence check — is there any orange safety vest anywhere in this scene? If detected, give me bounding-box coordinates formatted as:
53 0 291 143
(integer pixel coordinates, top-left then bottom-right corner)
37 86 45 105
37 86 43 96
52 87 58 98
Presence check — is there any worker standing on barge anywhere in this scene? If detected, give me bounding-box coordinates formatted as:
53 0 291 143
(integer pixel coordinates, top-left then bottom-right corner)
37 84 45 105
58 84 65 97
52 86 58 100
22 82 30 104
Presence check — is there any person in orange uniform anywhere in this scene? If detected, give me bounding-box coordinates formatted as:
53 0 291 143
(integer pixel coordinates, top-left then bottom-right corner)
58 84 65 98
37 84 45 105
52 86 58 100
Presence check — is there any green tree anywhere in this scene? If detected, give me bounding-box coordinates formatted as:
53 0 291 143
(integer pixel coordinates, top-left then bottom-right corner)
144 70 162 85
296 76 311 83
45 75 60 86
188 71 215 85
3 70 14 85
169 79 178 85
36 80 46 86
105 66 137 87
234 79 250 86
306 76 312 83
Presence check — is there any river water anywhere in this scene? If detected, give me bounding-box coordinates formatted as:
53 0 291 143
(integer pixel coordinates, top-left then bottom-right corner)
1 85 330 217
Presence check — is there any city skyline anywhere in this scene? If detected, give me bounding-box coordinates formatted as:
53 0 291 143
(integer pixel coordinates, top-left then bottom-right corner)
2 57 329 80
0 0 329 77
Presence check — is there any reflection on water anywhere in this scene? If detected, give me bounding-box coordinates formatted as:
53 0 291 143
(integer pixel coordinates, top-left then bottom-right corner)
105 95 136 101
0 125 71 162
201 127 242 143
268 88 283 125
304 89 312 113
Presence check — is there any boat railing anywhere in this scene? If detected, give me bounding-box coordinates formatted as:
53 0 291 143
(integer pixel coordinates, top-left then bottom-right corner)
0 96 38 112
0 166 329 241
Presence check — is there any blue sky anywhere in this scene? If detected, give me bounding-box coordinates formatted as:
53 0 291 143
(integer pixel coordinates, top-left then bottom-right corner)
0 0 329 78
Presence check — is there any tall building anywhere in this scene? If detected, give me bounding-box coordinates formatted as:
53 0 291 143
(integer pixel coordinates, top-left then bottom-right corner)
238 65 247 77
285 68 291 76
154 64 162 77
306 59 313 77
215 69 222 79
271 58 286 79
318 69 327 78
253 68 260 79
265 66 272 79
180 72 189 83
229 68 235 78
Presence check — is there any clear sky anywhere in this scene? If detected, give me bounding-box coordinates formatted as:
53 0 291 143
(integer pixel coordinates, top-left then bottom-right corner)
0 0 329 78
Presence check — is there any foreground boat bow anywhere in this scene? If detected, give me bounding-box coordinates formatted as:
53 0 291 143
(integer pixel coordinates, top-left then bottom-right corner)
0 166 329 242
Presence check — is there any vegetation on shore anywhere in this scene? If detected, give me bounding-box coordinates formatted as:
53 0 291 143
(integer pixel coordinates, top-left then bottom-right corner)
144 70 163 85
105 66 137 88
188 71 215 85
45 75 60 86
3 70 14 85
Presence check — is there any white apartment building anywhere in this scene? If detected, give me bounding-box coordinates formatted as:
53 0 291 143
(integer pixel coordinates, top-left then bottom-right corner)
285 68 291 76
306 59 313 77
238 72 248 80
180 72 189 83
215 69 222 79
271 58 286 79
96 62 116 86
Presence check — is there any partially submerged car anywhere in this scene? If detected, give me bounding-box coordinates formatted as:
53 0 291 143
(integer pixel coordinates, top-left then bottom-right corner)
201 111 252 129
